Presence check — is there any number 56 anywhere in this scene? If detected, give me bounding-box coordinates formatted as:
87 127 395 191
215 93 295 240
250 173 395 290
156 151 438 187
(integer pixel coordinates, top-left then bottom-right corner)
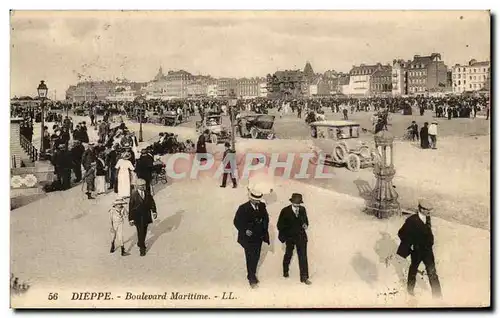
48 293 58 300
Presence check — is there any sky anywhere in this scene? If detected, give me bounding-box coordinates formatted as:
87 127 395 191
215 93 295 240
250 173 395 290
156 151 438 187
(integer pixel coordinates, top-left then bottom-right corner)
10 10 490 99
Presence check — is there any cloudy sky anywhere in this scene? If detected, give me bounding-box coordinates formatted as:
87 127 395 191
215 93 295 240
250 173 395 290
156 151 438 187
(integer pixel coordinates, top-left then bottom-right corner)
10 11 490 98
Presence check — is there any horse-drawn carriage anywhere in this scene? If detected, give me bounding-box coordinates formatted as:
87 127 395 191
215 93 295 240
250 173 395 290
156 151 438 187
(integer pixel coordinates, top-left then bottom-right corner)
196 113 231 144
238 114 276 139
309 120 378 171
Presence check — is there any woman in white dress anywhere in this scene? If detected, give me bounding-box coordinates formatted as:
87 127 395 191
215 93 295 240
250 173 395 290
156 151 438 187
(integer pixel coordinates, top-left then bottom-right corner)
115 151 135 198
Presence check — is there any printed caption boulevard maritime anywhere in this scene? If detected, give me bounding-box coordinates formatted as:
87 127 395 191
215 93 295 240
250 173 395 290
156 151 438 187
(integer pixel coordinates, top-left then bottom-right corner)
66 291 237 301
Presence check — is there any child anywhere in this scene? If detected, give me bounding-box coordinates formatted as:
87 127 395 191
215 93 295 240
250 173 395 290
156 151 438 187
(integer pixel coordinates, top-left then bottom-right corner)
82 162 96 199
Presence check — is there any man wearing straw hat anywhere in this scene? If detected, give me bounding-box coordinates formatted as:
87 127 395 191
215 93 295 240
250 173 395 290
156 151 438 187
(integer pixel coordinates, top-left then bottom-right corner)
109 197 130 257
277 193 311 285
233 188 270 288
397 199 442 298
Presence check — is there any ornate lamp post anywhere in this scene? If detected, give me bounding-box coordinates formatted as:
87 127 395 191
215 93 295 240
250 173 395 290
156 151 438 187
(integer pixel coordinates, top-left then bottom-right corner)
137 97 144 142
365 130 400 219
37 80 48 159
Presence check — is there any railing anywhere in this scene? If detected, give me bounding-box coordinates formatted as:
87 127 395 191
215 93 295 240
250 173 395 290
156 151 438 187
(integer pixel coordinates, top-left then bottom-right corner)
19 134 38 162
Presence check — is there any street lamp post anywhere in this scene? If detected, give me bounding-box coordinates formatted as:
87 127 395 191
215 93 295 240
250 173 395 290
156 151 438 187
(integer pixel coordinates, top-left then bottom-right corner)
37 80 48 160
138 98 144 142
229 90 237 150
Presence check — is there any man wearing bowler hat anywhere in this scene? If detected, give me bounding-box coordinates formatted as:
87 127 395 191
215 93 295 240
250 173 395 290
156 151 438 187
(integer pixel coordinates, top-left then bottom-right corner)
397 199 442 298
129 178 157 256
233 188 270 288
277 193 311 285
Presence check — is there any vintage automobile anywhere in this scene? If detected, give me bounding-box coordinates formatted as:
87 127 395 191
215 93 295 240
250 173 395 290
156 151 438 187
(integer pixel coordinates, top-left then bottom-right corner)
196 114 231 144
239 114 276 139
73 106 88 116
309 120 378 171
161 110 187 126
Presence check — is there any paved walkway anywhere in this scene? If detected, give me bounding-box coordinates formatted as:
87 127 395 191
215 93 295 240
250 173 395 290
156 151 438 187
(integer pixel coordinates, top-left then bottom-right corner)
11 175 489 308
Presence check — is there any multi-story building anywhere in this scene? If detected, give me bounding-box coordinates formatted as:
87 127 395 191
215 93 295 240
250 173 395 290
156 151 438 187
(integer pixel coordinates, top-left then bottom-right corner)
106 85 139 102
451 59 490 94
65 81 116 102
391 59 410 96
185 76 214 98
266 70 306 99
236 78 262 98
207 84 218 98
370 66 393 96
348 63 390 96
217 78 238 98
259 82 268 98
165 70 194 99
406 53 447 95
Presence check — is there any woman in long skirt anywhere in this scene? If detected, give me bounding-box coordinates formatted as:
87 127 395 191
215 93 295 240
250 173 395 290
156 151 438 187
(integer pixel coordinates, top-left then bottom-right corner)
115 151 135 198
95 153 107 195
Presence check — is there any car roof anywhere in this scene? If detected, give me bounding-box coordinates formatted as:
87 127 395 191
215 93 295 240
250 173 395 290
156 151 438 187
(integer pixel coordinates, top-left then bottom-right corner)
310 120 360 128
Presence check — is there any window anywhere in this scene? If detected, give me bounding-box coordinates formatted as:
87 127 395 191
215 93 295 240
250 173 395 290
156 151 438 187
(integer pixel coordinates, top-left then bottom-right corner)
464 80 466 85
470 76 472 80
458 80 461 85
474 69 477 73
484 75 486 80
470 84 472 88
453 74 456 79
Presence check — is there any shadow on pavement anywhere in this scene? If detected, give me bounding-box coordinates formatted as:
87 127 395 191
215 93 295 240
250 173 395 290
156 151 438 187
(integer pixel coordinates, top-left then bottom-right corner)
350 252 378 287
353 178 373 202
124 210 185 253
258 223 276 270
145 209 185 252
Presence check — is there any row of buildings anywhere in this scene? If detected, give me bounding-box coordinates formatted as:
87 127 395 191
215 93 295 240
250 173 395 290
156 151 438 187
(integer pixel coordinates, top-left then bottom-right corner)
65 54 490 102
65 68 268 102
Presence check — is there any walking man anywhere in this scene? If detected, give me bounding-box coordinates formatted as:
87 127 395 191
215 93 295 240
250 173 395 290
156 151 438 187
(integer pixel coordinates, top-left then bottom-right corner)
129 178 157 256
109 198 130 256
277 193 312 285
397 199 442 298
233 188 270 288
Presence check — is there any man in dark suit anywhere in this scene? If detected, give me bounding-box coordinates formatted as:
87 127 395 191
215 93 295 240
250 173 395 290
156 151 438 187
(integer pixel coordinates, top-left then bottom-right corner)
135 148 155 194
196 129 208 162
277 193 311 285
233 189 270 288
129 178 157 256
397 199 442 298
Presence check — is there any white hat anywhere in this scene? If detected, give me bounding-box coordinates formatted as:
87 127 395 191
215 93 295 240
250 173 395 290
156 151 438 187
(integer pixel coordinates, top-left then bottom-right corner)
136 178 146 186
248 188 264 201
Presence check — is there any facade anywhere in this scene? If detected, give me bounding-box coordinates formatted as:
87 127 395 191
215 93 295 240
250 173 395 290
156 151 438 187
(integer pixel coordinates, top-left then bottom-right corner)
65 81 116 102
106 85 138 102
451 59 490 94
266 70 307 99
259 82 268 98
406 53 447 95
207 84 218 98
338 75 350 95
370 67 393 96
392 59 410 96
348 63 389 96
236 78 262 98
165 70 194 99
216 78 238 98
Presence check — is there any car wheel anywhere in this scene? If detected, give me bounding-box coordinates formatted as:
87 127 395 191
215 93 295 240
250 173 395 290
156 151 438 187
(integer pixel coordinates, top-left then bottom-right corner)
250 127 258 139
333 145 347 163
346 153 361 171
